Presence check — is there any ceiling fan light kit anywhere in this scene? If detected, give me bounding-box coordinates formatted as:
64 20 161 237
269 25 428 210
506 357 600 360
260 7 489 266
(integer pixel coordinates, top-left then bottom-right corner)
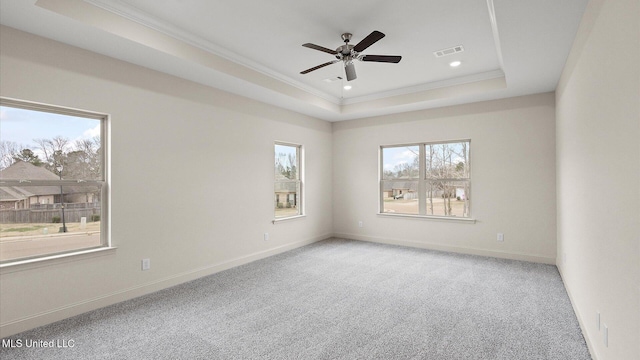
344 61 357 81
301 30 402 81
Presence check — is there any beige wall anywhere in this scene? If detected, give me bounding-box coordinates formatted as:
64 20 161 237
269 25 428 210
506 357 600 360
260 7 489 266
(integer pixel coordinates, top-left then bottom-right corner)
556 0 640 359
2 2 638 357
0 26 333 337
332 93 558 263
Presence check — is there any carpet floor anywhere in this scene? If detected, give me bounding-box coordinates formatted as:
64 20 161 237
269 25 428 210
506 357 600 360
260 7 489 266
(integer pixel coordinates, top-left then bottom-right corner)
0 238 591 359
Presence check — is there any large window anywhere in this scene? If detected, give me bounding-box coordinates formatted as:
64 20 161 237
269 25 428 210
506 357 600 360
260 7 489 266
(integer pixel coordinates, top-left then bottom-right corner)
274 143 302 219
0 98 108 264
381 140 470 218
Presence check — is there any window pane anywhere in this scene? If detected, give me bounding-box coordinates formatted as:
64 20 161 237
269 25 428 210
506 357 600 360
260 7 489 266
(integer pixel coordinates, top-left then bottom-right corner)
0 106 102 180
425 142 470 179
382 180 418 215
1 100 107 263
275 144 298 180
425 180 470 217
274 143 302 219
382 146 419 179
274 181 300 218
0 184 103 262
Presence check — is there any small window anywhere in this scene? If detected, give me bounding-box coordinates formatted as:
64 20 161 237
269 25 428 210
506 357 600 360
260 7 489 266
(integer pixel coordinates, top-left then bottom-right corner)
381 140 470 218
274 143 302 219
0 98 108 264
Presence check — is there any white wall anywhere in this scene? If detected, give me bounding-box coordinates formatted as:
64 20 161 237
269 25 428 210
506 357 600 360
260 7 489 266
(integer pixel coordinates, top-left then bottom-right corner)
0 26 333 337
332 93 558 263
556 0 640 359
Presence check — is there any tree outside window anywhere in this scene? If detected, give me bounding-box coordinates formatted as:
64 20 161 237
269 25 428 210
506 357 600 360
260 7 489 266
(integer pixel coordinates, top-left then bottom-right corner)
381 140 470 218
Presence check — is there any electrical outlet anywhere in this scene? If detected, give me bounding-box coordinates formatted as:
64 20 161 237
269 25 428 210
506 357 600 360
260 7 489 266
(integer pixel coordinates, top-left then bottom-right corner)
358 221 363 228
497 233 504 242
141 258 150 271
264 232 269 241
603 324 608 347
596 311 600 331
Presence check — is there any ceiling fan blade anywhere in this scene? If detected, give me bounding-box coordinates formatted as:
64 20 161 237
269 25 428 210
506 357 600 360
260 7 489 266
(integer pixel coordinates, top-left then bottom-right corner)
353 30 385 53
300 60 339 74
302 43 338 55
361 55 402 63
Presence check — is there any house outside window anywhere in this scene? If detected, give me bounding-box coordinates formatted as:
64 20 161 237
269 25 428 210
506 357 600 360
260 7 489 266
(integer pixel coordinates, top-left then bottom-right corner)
274 142 302 219
380 140 470 218
0 98 108 264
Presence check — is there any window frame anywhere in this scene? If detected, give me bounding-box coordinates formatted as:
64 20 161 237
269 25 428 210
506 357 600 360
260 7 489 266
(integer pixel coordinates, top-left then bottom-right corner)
273 141 304 221
0 97 111 266
379 139 473 221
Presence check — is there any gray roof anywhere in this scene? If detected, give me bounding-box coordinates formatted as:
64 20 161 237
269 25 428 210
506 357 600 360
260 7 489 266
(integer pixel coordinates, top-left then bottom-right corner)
275 173 298 193
275 181 298 193
0 160 60 181
0 161 76 201
0 185 61 201
383 181 417 191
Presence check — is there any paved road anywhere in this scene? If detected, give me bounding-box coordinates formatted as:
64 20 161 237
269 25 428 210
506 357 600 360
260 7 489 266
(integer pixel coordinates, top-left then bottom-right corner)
0 232 101 261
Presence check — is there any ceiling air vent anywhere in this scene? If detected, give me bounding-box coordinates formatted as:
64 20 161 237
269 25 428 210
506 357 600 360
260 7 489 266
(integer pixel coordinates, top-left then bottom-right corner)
323 76 343 83
434 45 464 58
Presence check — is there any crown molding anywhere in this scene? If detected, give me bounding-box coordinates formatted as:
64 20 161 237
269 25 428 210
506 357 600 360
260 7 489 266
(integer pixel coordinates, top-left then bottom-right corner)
341 69 505 106
32 0 511 119
84 0 342 105
84 0 509 110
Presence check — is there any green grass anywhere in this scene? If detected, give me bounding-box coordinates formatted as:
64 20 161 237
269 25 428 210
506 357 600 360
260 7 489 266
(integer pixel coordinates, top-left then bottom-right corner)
0 225 48 233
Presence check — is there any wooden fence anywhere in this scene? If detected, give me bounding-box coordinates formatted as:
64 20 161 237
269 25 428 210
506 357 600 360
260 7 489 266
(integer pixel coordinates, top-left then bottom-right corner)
0 204 100 224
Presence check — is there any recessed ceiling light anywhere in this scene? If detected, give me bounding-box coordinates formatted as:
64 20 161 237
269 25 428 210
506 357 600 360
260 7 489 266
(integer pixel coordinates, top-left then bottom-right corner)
449 61 462 67
343 85 352 90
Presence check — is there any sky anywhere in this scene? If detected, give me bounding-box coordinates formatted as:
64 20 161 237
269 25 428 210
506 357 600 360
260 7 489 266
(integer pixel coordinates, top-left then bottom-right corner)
0 105 100 158
383 143 468 173
382 146 419 172
275 144 297 164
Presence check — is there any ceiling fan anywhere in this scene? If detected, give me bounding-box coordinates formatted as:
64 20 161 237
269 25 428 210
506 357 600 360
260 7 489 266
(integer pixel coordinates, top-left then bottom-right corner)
300 30 402 81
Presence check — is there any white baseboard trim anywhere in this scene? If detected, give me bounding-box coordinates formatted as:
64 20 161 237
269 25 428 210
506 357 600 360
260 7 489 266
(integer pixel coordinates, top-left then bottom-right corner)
557 265 599 360
0 233 330 338
333 233 556 265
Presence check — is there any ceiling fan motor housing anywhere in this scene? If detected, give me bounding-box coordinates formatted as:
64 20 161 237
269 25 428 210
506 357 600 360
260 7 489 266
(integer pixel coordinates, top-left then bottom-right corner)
336 44 355 58
337 33 355 58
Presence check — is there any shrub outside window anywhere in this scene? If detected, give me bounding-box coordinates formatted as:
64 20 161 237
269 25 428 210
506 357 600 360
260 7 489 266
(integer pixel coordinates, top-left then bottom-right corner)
274 143 302 219
381 140 470 218
0 98 108 264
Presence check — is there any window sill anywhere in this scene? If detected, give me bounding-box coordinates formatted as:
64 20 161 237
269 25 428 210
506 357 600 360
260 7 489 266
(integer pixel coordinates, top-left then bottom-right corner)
377 213 476 223
272 215 306 224
0 246 117 274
